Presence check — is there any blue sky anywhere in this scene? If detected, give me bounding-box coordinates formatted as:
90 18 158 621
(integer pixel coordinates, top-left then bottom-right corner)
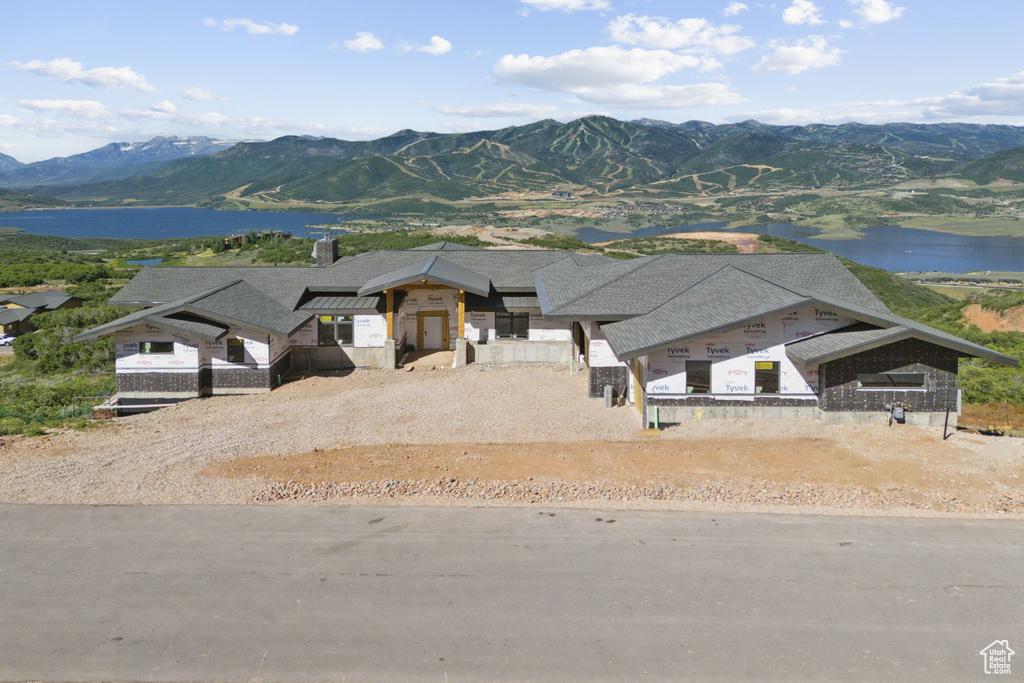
2 0 1023 161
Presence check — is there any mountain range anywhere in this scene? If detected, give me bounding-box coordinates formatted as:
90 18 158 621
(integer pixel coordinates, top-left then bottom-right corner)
0 136 244 188
7 118 1024 207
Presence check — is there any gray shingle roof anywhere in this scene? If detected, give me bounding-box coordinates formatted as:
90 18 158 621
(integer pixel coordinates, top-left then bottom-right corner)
96 246 1013 367
601 267 807 358
785 325 911 365
601 264 1016 366
0 307 35 325
187 280 312 336
536 253 888 319
2 290 76 310
410 241 483 251
108 249 611 309
76 279 312 342
357 256 492 297
74 283 240 342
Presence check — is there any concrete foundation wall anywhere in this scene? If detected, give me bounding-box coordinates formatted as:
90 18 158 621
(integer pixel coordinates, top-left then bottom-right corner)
467 340 571 364
289 346 391 372
647 404 956 427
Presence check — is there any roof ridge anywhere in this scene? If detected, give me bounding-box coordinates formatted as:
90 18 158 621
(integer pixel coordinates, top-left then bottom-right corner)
185 279 247 306
638 263 801 320
546 255 663 315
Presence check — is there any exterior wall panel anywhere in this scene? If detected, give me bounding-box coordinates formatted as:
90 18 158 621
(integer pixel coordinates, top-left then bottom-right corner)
819 338 958 413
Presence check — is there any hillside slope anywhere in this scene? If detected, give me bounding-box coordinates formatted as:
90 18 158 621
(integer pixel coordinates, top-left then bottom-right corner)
29 117 1024 206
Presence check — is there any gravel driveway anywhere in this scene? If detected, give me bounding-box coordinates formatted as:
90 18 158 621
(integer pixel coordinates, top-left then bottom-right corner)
1 365 1021 516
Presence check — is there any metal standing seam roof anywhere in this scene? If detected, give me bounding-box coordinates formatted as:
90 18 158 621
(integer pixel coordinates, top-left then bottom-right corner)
357 256 492 297
464 293 541 311
298 295 384 314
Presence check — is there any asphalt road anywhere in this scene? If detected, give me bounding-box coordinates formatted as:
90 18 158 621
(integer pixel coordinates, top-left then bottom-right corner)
0 505 1020 682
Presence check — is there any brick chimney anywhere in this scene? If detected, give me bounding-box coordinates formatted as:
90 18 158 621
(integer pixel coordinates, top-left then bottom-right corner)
314 237 339 267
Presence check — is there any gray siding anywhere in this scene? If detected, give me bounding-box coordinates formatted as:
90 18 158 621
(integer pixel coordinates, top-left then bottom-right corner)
819 338 958 412
589 366 629 399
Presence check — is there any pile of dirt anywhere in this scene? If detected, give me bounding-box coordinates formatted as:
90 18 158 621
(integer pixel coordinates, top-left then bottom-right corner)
207 430 1024 516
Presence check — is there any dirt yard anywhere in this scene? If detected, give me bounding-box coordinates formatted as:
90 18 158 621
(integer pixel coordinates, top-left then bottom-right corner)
1 366 1022 516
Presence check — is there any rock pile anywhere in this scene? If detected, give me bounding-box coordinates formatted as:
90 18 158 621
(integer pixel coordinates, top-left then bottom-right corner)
255 476 1024 514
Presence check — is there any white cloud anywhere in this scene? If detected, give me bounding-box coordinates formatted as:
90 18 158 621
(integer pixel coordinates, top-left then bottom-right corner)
417 36 453 55
7 57 157 93
30 119 118 138
0 115 20 127
181 86 223 102
849 0 904 24
495 46 711 92
724 2 749 16
919 71 1024 118
203 18 299 36
18 99 109 119
838 19 854 28
727 107 909 125
436 102 560 118
567 82 746 108
606 14 754 57
150 100 177 114
782 0 825 25
338 32 384 52
519 0 610 12
751 36 843 75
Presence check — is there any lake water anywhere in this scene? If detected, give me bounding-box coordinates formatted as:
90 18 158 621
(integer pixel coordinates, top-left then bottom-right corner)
0 207 353 240
577 221 1024 273
0 207 1020 273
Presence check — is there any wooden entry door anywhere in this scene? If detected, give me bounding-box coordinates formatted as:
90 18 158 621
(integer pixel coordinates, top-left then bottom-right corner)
418 310 449 350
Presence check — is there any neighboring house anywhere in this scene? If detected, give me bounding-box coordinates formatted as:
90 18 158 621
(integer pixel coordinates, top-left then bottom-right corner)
76 239 1016 423
0 290 82 336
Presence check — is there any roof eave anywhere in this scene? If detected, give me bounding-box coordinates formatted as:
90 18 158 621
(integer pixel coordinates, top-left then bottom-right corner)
785 329 913 366
357 275 490 297
605 299 810 362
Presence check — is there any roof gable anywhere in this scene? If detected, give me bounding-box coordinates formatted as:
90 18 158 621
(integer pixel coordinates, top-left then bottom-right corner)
357 256 492 296
602 266 809 357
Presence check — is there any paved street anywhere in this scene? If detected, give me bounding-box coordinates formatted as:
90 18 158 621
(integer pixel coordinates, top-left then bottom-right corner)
0 505 1021 681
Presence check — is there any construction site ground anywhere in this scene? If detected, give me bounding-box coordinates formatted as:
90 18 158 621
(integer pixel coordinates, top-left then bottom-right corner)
0 366 1021 517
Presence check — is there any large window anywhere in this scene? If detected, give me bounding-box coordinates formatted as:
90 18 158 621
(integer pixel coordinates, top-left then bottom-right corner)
495 311 529 340
317 315 354 346
754 361 780 394
227 339 247 364
140 341 173 354
858 373 925 389
686 361 711 394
